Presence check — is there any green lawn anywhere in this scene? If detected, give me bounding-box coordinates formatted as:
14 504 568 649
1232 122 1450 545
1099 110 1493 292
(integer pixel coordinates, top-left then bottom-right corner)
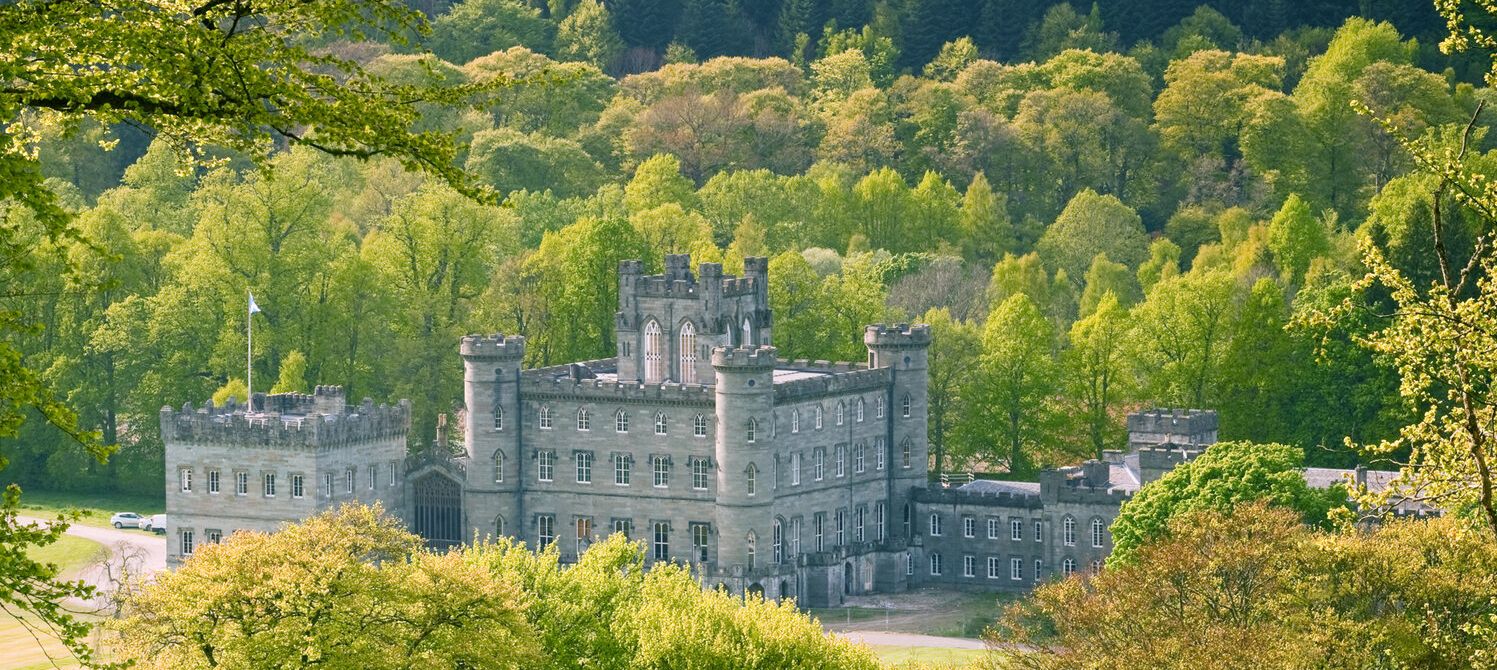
25 535 107 579
0 611 96 670
814 588 1011 639
15 489 164 530
871 645 992 668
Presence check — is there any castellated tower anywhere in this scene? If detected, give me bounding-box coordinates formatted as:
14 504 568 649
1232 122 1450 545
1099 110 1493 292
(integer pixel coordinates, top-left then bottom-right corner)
616 255 772 386
712 344 777 577
864 324 932 542
459 334 526 540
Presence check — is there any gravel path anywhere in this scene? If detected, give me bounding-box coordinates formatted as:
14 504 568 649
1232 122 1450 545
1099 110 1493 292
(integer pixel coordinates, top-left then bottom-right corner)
17 515 167 605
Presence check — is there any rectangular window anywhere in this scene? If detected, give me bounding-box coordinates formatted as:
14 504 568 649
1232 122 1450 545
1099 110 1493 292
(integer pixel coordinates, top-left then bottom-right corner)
652 455 669 488
902 439 912 468
790 452 801 486
235 471 248 496
323 472 333 498
208 469 220 494
1034 520 1043 542
855 507 865 543
691 458 709 490
790 518 801 557
292 474 304 499
368 464 377 490
875 503 886 542
345 469 355 494
875 437 885 470
389 460 399 486
835 445 845 478
614 454 631 486
180 468 192 493
538 514 555 547
653 522 669 561
988 557 1000 579
814 513 825 552
1012 519 1023 541
1035 559 1043 580
987 518 1000 539
207 529 223 545
906 551 914 576
1011 557 1024 581
612 518 632 537
814 449 824 481
575 516 592 555
263 473 276 497
929 553 943 576
929 513 942 537
538 450 555 482
963 516 976 538
576 451 593 484
963 555 975 578
180 530 194 556
854 443 865 473
835 509 845 546
692 523 710 562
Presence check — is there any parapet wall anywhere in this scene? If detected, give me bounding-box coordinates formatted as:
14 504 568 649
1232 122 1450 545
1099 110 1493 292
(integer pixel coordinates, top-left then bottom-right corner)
774 366 893 402
864 323 932 348
711 346 777 369
521 375 716 406
160 397 410 449
1127 408 1218 437
912 487 1044 510
461 334 526 359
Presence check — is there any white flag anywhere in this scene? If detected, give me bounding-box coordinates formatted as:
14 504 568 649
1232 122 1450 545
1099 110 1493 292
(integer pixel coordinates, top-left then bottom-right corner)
249 292 261 314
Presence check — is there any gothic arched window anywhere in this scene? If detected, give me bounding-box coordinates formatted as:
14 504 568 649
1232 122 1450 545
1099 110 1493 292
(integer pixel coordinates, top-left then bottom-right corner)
493 405 503 431
742 317 752 346
644 320 663 383
679 321 697 384
615 408 629 433
493 450 504 483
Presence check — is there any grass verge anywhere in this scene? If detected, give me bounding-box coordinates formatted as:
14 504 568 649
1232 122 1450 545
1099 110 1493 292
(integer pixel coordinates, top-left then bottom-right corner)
14 489 164 530
25 535 107 580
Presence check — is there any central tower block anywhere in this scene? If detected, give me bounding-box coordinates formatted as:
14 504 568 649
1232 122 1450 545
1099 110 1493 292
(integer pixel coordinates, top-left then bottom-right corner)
616 255 771 386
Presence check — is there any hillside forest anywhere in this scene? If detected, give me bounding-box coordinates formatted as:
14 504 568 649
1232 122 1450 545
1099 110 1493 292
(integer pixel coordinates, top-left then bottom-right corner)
5 0 1492 495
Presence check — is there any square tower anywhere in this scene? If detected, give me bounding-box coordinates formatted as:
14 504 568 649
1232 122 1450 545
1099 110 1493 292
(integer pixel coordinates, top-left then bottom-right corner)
615 254 771 385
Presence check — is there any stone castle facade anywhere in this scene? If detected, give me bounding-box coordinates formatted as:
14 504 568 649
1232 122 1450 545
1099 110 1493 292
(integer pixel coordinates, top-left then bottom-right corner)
162 255 1369 606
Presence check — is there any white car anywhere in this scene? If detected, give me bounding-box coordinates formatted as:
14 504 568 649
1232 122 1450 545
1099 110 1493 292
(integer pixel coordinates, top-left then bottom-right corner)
110 512 142 529
138 514 166 534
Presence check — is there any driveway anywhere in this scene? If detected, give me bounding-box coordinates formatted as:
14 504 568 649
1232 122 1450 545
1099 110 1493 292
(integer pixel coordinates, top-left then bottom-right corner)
17 515 167 606
835 630 987 650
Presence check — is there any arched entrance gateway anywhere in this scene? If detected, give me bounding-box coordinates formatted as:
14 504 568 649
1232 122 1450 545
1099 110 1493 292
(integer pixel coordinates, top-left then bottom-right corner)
411 472 462 550
843 561 854 595
747 583 765 598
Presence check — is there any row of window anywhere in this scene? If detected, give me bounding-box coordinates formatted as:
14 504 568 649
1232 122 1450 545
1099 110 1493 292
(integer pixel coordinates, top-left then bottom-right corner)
913 554 1101 579
523 504 892 567
786 438 914 486
178 463 396 498
177 528 225 556
926 513 1109 549
494 394 916 439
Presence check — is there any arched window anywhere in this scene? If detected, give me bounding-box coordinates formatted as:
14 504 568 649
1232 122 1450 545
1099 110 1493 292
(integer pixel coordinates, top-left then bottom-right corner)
901 393 912 418
1090 559 1102 575
493 405 503 431
746 418 757 444
746 530 757 570
495 515 505 537
835 401 844 426
493 450 505 483
1063 516 1076 546
814 406 823 429
742 317 752 346
693 414 708 437
901 437 912 468
577 407 590 431
791 409 800 433
773 519 784 564
679 321 697 384
1090 518 1105 548
746 463 757 496
875 396 884 418
615 408 629 433
655 412 668 435
644 320 663 383
856 397 865 422
1062 558 1076 576
928 512 942 536
538 406 553 429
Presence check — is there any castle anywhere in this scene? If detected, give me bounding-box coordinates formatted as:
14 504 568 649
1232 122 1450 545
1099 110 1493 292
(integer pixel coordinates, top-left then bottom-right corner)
162 255 1381 606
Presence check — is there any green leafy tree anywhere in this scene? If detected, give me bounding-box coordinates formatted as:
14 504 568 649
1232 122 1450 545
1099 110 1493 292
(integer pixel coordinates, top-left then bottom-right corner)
1109 441 1346 565
925 37 980 81
969 294 1057 473
1066 292 1133 458
428 0 555 65
625 153 701 213
923 307 980 476
958 172 1014 264
466 128 605 199
270 350 309 394
1130 269 1238 407
556 0 625 71
1077 253 1139 317
1037 189 1149 284
1265 193 1330 284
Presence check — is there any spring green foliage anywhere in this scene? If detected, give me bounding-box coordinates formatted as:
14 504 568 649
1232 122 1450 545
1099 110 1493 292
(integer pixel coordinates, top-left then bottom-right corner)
1108 441 1348 565
997 503 1497 669
113 505 879 669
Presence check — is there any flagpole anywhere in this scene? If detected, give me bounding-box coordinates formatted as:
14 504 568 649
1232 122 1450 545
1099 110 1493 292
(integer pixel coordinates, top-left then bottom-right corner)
247 289 253 414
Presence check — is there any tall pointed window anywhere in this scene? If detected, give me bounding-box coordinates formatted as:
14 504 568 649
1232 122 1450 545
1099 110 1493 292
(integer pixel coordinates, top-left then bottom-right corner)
493 450 504 483
742 317 752 346
746 418 757 444
493 405 503 430
644 320 663 383
679 321 697 384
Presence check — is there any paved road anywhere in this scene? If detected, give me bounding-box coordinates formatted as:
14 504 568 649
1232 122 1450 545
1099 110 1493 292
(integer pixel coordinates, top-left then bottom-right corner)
17 515 167 603
835 630 987 650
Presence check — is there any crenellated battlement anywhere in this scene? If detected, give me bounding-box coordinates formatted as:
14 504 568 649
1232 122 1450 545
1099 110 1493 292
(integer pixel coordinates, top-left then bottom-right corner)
159 397 410 449
774 366 892 401
521 374 716 405
1127 408 1218 451
461 334 526 359
864 323 932 348
912 486 1044 509
711 346 778 369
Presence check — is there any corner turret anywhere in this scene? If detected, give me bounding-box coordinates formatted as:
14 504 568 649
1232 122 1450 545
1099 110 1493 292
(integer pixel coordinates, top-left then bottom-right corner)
712 345 778 576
